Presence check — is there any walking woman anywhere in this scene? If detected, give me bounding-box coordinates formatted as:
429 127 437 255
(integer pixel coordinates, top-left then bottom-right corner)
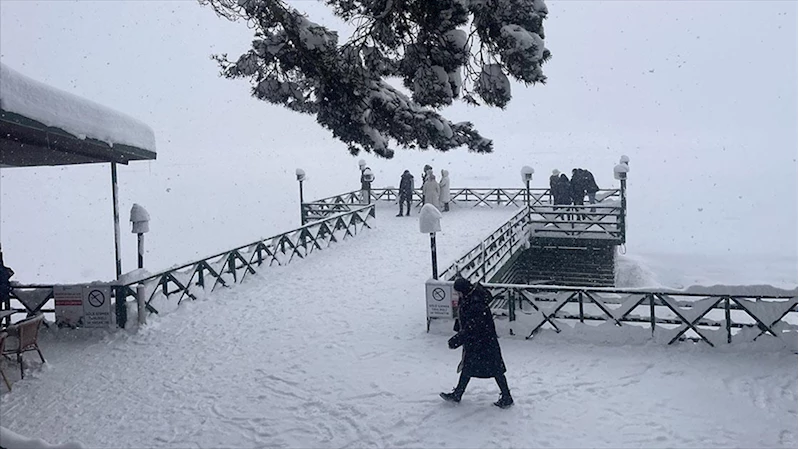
440 278 514 408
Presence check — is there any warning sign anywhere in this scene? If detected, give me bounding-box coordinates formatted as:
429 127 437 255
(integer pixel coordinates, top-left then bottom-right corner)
54 284 115 328
426 280 453 319
54 285 84 327
82 285 114 328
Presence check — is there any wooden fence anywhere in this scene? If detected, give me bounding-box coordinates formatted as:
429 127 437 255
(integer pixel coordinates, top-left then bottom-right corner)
438 207 530 283
3 204 376 325
479 283 797 346
302 187 624 243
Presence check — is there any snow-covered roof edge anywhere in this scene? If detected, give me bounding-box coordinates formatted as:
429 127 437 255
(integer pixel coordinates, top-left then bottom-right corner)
0 63 156 153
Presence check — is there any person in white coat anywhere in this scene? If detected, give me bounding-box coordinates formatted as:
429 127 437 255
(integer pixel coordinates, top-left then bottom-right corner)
423 173 441 211
439 169 451 212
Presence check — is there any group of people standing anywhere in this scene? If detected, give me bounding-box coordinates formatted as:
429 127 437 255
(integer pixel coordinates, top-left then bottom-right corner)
359 161 452 216
549 168 599 207
396 164 451 217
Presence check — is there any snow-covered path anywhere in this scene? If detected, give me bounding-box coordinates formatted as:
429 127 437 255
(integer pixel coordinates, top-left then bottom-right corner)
1 205 796 448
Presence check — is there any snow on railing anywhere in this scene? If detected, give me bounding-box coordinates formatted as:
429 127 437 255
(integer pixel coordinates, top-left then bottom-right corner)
117 204 376 316
302 188 625 243
438 206 531 283
2 204 377 326
474 283 798 347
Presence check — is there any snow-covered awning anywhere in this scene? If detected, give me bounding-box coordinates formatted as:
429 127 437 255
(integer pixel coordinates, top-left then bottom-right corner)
0 63 156 167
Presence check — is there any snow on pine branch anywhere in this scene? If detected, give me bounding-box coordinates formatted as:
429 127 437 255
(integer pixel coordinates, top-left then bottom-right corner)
201 0 549 158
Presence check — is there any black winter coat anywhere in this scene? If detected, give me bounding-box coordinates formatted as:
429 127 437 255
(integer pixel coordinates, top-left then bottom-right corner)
448 284 507 378
399 173 414 198
584 170 599 194
552 175 572 205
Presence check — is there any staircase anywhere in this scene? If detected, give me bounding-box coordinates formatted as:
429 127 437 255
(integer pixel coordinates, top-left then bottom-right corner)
507 245 616 287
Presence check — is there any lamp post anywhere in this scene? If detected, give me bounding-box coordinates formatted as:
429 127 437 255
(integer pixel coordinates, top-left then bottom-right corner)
419 204 442 279
520 166 534 222
296 168 306 225
129 204 150 269
614 156 630 244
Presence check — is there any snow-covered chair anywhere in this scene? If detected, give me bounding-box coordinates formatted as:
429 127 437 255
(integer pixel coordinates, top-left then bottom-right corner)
0 332 10 390
1 314 46 379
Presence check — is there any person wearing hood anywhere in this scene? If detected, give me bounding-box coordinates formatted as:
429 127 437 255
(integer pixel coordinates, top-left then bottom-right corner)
583 168 600 210
359 161 374 204
439 169 451 212
549 169 561 204
422 172 441 210
440 278 513 409
0 249 14 316
421 165 433 203
397 170 414 217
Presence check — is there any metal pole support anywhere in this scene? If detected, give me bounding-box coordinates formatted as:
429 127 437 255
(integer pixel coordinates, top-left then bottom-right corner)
137 233 144 269
115 285 127 329
430 233 438 280
137 284 146 326
298 180 305 226
620 178 627 244
111 162 122 279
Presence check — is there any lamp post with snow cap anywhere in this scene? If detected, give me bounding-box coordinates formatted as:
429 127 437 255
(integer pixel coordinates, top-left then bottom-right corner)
296 168 306 225
419 204 442 279
129 204 150 269
614 156 630 244
520 166 534 222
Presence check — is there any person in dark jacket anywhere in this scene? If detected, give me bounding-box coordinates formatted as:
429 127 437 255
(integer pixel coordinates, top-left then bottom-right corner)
583 169 599 210
571 168 586 205
440 278 513 409
552 173 572 219
397 170 414 217
571 168 587 221
549 169 561 204
0 249 14 310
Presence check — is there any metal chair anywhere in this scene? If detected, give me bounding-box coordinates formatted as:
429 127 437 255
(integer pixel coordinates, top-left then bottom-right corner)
1 314 46 379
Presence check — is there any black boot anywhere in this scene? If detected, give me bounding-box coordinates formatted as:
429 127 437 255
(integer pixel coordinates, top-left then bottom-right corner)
493 393 514 409
439 391 462 403
441 373 470 403
493 374 513 408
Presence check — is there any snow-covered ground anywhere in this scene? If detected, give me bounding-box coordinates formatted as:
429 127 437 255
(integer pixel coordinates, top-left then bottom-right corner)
1 204 795 448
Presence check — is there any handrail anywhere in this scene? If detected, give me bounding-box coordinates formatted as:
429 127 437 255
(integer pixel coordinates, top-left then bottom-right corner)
476 283 798 346
438 207 530 282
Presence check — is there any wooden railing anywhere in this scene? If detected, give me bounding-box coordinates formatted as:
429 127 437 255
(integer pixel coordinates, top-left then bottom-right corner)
302 188 625 243
527 204 624 242
3 204 376 325
438 207 530 283
479 283 797 346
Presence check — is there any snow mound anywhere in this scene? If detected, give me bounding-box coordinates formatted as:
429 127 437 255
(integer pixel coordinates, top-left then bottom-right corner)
0 63 156 152
0 427 85 449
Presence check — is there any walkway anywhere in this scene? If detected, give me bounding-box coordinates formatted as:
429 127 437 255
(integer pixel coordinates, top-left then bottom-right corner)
1 204 795 448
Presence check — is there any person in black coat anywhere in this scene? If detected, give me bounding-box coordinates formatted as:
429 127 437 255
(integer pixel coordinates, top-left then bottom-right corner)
552 173 572 219
440 278 513 408
397 170 414 217
571 168 586 205
0 249 14 310
583 169 599 209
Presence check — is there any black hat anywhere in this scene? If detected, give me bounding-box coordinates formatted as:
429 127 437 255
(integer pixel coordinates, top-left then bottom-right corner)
453 278 472 293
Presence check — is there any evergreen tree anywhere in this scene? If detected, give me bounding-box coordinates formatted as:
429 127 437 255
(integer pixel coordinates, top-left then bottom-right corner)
202 0 551 158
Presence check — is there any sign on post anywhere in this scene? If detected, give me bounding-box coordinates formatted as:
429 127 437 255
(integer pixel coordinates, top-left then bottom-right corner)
426 279 454 320
54 285 83 327
54 284 115 328
83 285 114 328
